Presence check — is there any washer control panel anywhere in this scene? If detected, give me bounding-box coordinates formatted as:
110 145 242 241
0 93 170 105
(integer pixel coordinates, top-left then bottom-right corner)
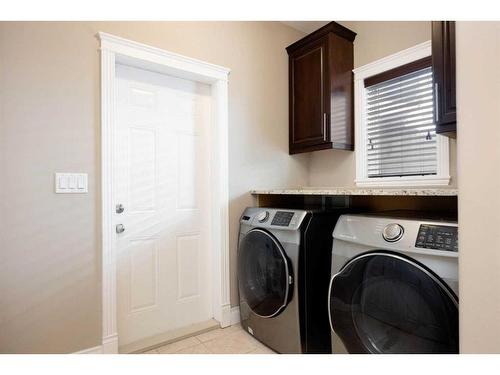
255 211 269 223
415 224 458 252
271 211 295 226
240 208 307 231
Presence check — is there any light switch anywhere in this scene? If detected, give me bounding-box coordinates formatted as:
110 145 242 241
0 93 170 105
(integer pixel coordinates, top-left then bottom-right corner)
77 175 86 189
55 173 88 193
68 175 77 189
59 175 68 189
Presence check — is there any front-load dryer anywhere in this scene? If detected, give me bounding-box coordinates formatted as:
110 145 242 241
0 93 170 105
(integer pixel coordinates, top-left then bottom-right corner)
238 207 347 354
328 213 459 354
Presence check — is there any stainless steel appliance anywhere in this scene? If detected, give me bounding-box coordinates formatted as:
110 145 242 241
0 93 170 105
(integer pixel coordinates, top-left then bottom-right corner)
329 213 459 354
238 207 345 353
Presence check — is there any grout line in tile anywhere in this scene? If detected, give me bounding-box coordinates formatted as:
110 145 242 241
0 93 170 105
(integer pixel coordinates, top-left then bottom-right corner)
151 324 260 354
192 336 203 344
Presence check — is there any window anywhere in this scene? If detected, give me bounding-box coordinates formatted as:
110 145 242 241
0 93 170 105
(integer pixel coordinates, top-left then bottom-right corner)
354 42 450 187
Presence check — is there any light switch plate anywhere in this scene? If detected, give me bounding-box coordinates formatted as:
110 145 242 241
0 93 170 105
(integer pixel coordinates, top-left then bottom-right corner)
55 173 88 193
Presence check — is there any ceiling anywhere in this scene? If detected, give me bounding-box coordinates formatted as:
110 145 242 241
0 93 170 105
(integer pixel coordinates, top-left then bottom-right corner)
281 21 330 34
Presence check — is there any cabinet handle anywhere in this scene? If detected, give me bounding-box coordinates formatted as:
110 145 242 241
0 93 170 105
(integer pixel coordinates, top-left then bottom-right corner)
323 113 328 141
434 83 439 123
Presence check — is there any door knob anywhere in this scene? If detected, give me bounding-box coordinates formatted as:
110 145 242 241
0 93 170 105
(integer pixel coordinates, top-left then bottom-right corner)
116 224 125 234
116 203 125 214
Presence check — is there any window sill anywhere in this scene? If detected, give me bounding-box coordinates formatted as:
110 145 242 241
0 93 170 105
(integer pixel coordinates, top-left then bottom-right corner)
355 175 451 188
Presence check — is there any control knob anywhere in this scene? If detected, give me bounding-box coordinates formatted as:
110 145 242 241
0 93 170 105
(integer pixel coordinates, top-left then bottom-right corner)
256 211 269 223
382 223 404 242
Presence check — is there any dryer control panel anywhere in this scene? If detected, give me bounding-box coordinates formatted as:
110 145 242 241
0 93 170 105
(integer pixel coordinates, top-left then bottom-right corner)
415 224 458 252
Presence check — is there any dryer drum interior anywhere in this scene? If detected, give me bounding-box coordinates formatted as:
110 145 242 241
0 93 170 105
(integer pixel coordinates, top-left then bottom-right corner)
329 251 459 354
238 229 292 318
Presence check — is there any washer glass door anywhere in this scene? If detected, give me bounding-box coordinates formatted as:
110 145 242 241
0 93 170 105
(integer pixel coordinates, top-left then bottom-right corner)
329 251 458 354
238 229 291 318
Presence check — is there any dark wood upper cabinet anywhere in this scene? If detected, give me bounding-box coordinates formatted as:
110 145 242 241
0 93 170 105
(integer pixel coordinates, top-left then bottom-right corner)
287 22 356 154
432 21 456 137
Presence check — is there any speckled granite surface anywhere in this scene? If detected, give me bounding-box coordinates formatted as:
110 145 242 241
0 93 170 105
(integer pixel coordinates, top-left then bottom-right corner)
250 188 458 196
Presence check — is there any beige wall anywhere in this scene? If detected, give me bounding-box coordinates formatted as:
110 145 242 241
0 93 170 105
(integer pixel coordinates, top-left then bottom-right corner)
308 21 458 189
0 21 309 353
0 20 474 354
456 21 500 353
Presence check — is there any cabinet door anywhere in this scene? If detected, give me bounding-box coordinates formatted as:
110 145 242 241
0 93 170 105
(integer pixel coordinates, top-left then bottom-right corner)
289 37 330 153
328 33 354 150
432 21 456 135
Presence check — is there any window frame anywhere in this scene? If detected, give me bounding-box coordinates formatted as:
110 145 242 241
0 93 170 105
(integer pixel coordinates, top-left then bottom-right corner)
354 41 450 187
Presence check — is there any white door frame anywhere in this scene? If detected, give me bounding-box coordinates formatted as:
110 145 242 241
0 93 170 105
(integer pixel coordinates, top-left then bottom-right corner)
98 32 230 354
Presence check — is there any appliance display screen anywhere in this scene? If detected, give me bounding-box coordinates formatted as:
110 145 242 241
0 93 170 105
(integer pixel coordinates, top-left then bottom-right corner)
271 211 294 226
415 224 458 252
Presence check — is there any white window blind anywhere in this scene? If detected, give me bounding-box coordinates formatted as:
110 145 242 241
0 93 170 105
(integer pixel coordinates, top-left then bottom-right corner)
365 65 437 178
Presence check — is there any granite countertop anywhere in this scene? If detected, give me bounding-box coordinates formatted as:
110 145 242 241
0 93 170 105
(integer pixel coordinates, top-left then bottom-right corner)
250 187 458 196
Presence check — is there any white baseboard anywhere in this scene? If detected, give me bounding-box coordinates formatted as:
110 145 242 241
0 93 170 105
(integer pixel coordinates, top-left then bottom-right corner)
102 334 119 354
220 303 232 328
73 334 118 354
74 345 103 354
230 306 240 325
73 309 240 354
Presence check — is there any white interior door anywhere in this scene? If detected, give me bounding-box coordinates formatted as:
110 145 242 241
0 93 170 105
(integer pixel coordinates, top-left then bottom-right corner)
115 64 213 347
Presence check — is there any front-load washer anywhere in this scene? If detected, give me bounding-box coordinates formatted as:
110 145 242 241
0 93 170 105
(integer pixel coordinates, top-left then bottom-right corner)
328 213 459 354
238 207 347 353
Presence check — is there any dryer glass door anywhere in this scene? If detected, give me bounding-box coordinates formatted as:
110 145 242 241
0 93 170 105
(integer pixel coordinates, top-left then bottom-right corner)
238 229 292 318
328 251 458 354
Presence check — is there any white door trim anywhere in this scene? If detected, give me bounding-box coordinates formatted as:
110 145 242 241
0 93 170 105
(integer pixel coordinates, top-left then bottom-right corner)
98 32 230 354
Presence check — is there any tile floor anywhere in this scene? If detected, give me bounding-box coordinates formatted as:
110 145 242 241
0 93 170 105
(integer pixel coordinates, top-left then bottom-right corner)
141 324 276 354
